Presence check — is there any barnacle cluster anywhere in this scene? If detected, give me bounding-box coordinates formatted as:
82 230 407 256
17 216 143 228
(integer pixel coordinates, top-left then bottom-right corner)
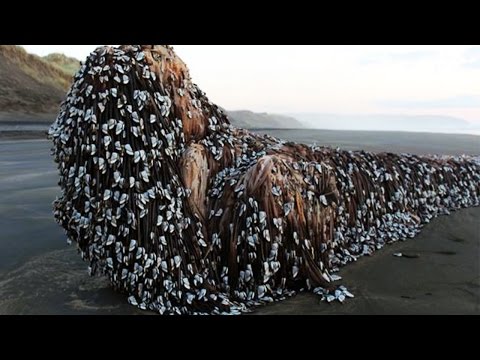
49 45 480 314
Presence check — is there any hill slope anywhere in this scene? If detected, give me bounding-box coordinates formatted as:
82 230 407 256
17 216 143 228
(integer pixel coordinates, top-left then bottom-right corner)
0 45 303 129
43 53 80 76
0 45 72 114
1 47 304 129
227 110 304 129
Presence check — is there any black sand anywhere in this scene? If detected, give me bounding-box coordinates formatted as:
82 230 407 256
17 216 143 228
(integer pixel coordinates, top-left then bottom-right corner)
0 133 478 315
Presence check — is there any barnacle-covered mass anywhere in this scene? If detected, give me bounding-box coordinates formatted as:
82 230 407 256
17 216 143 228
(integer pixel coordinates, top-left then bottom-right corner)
48 45 480 314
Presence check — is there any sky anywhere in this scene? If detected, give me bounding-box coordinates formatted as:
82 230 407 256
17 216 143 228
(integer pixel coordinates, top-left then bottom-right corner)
21 45 480 125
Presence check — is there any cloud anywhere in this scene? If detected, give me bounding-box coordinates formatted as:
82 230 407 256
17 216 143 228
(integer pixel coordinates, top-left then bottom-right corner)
359 50 436 65
463 46 480 68
464 59 480 68
379 95 480 109
393 50 436 61
464 46 480 59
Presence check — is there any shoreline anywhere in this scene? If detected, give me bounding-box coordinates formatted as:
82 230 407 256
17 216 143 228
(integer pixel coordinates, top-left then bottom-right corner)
1 127 479 156
0 137 478 315
1 206 478 315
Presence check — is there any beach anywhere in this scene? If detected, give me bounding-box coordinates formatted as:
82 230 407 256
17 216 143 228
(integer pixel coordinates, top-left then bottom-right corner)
0 132 478 315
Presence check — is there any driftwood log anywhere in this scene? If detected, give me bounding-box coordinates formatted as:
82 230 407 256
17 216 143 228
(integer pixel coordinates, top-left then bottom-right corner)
49 45 480 314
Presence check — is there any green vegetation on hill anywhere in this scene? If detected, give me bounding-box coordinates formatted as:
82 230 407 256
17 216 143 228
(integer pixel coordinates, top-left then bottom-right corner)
0 45 73 113
43 53 80 76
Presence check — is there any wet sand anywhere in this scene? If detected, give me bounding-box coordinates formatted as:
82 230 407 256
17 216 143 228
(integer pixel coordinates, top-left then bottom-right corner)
0 136 478 315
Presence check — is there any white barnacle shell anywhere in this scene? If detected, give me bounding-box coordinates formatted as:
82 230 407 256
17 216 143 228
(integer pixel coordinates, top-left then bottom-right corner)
136 51 145 62
106 234 116 246
103 189 112 201
134 151 141 163
129 239 137 252
115 121 125 135
132 111 140 123
320 195 328 206
125 144 134 156
109 152 119 165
